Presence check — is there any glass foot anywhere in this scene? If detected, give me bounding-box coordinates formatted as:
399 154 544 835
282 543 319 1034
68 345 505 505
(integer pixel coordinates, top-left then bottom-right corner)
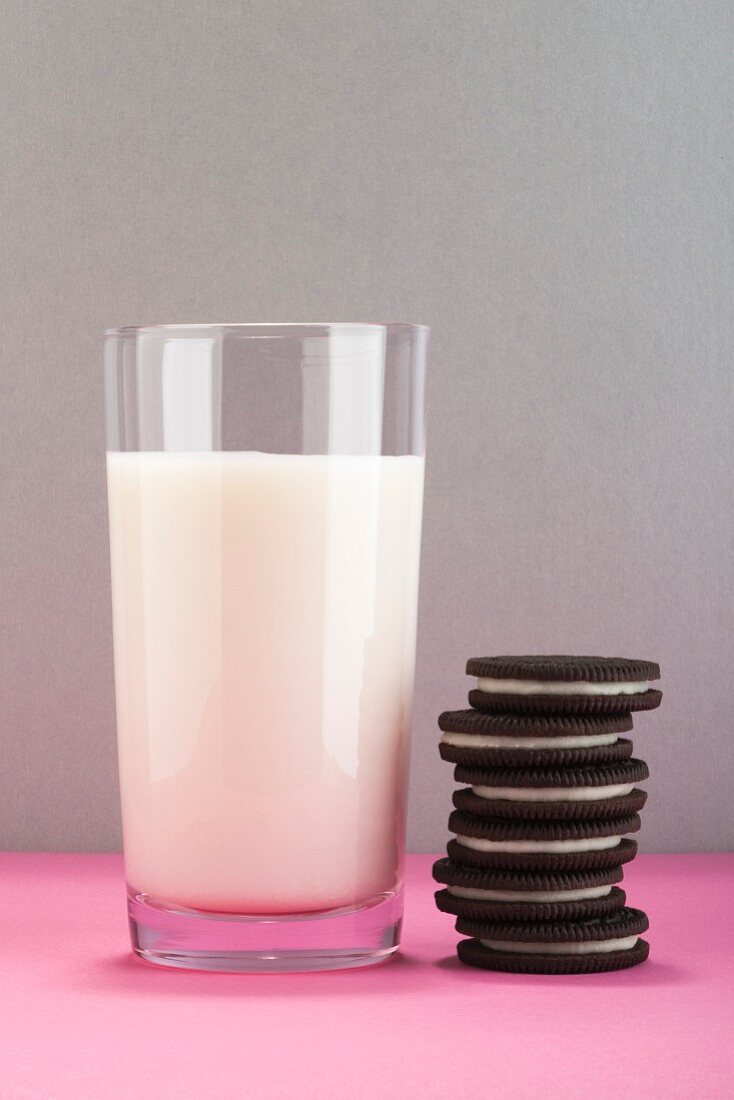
127 886 403 973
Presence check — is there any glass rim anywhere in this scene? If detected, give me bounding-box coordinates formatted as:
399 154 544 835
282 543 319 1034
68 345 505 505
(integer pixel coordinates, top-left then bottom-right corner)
105 321 429 339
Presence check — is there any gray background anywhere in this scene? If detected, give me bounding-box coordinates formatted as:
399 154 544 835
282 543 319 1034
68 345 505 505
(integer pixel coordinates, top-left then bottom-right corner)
1 0 732 853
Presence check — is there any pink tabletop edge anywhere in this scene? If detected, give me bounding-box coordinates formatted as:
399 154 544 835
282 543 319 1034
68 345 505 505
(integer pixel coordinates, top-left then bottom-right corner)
2 852 732 1100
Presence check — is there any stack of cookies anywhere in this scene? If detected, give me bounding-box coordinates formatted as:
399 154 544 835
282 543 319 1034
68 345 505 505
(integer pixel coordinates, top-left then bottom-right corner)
433 655 661 973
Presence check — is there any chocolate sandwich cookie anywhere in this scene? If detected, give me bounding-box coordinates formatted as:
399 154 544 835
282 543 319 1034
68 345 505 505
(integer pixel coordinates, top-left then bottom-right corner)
456 906 650 973
432 858 626 921
452 759 649 820
438 709 634 769
447 810 640 871
467 655 661 715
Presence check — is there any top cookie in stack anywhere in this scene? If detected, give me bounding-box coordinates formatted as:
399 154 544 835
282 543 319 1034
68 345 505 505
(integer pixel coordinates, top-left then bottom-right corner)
434 654 661 973
467 655 662 716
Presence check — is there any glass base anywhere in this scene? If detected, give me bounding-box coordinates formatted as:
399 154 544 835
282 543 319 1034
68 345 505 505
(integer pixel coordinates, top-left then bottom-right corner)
127 885 403 973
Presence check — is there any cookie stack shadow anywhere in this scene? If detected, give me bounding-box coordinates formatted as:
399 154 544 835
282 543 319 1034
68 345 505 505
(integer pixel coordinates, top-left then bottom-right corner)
433 656 661 973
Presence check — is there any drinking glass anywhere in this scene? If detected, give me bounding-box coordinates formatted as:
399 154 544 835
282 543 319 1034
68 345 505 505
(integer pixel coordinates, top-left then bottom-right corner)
104 323 427 972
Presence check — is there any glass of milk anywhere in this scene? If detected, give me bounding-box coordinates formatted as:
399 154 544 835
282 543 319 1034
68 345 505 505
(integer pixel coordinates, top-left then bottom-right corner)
104 323 427 972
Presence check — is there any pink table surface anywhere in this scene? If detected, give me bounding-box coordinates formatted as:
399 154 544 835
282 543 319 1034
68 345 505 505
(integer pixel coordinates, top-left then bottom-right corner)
2 853 732 1099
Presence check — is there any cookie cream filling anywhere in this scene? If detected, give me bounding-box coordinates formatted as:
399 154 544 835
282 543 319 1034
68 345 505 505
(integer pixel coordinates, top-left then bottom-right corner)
476 677 648 696
455 835 622 853
441 731 619 749
479 935 639 955
448 884 612 902
471 782 634 802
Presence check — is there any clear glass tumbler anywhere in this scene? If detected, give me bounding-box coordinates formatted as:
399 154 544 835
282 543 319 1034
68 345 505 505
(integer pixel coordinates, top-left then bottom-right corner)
104 323 427 972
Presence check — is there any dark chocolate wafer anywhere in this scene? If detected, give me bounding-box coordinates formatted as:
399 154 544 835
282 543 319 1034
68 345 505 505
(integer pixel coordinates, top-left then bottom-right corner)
455 906 649 973
433 859 623 891
468 688 662 716
466 656 660 682
446 837 638 873
457 936 650 973
447 810 639 872
438 709 634 768
452 758 648 820
436 886 626 922
466 654 661 716
440 738 634 769
454 759 649 789
432 858 625 921
452 787 648 821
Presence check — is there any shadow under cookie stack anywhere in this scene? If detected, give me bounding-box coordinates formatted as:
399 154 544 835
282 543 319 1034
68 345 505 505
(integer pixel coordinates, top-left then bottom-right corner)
433 656 662 973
